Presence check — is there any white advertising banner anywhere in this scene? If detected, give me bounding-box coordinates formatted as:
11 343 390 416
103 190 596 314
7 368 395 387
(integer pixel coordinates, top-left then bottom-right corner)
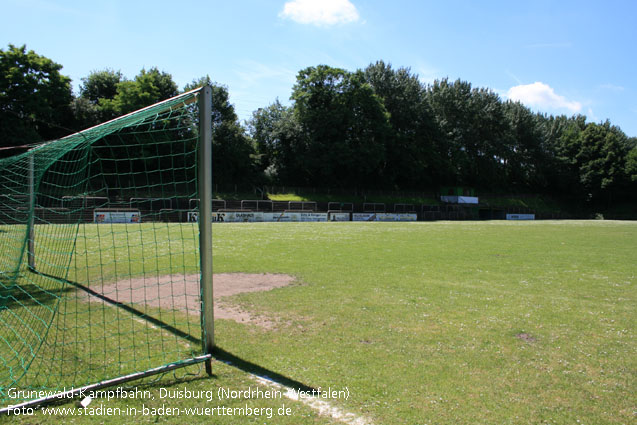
506 214 535 220
263 212 298 222
328 212 351 222
353 213 417 222
189 211 257 222
300 212 328 222
352 213 377 221
400 213 418 221
441 196 479 204
217 212 264 222
94 210 141 223
376 213 418 221
458 196 478 204
260 212 328 222
190 211 339 223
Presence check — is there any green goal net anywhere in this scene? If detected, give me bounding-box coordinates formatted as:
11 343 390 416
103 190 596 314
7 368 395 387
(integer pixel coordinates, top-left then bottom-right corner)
0 87 212 410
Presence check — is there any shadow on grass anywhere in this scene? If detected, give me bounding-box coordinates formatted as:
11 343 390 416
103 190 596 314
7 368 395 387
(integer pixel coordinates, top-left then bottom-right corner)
39 272 316 394
212 347 317 394
0 274 71 310
38 272 200 345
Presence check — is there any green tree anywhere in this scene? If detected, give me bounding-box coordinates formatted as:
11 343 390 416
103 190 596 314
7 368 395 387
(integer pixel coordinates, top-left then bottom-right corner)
100 67 178 118
426 78 507 188
0 44 73 154
69 69 125 129
291 65 390 188
626 142 637 183
185 76 259 188
576 121 629 203
547 115 588 197
502 101 547 189
247 100 302 183
363 61 440 188
69 97 101 130
80 69 123 104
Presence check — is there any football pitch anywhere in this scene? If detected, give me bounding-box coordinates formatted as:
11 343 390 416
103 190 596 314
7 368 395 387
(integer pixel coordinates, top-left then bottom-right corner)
8 220 636 424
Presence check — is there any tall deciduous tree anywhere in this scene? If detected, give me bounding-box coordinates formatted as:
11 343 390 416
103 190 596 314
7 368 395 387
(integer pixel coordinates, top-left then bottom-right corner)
247 100 302 183
502 101 546 189
548 115 589 197
291 65 390 187
625 143 637 193
363 61 440 188
99 67 178 119
575 121 629 203
0 44 73 155
70 69 125 129
426 78 507 188
80 69 123 104
185 76 258 188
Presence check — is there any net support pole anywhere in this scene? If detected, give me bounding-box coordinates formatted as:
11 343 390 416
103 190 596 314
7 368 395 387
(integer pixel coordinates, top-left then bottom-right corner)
198 85 214 375
28 154 36 271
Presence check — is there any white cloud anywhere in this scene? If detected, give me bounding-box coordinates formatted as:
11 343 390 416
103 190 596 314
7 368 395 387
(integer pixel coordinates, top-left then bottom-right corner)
279 0 360 26
507 82 582 114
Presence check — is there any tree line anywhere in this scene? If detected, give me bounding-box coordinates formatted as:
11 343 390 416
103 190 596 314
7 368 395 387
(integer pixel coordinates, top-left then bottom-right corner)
1 44 635 205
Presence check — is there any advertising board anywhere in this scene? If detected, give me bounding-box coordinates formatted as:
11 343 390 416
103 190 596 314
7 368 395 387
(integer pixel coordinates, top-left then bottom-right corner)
300 212 328 222
441 195 479 204
189 211 269 222
375 213 418 221
352 213 377 221
218 212 264 222
94 210 141 223
506 214 535 220
328 212 351 222
353 213 417 222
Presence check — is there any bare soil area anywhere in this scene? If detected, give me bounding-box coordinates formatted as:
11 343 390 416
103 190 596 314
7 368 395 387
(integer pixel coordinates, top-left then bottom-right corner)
92 273 296 328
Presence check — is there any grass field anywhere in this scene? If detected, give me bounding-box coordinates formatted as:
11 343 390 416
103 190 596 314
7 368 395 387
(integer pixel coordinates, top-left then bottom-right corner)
5 220 636 424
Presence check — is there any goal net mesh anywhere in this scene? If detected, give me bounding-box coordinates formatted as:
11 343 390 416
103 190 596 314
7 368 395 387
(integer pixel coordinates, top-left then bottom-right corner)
0 89 205 406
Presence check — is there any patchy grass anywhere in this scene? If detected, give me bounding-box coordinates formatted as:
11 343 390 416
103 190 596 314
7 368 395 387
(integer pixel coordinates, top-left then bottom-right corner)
267 190 439 206
212 221 636 424
267 193 309 202
5 221 636 424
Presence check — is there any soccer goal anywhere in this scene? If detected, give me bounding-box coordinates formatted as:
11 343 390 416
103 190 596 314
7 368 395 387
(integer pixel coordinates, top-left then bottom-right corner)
0 86 214 412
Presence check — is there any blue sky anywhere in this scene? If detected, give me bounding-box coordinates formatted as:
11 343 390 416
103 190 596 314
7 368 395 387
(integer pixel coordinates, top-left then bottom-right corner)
2 0 636 136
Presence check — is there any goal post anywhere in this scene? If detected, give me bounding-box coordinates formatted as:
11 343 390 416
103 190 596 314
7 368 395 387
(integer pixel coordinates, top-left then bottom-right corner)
28 154 35 271
0 86 214 412
198 85 214 375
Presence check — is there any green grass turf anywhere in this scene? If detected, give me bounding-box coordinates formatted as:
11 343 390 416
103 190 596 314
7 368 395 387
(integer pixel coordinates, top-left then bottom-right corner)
4 220 636 424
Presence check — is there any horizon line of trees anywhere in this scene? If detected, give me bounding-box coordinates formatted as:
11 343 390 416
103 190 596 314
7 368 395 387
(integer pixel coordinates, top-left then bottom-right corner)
1 44 636 205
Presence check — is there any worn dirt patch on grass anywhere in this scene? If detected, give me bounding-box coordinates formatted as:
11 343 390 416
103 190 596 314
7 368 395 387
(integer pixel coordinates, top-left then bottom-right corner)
516 332 537 343
89 273 296 328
